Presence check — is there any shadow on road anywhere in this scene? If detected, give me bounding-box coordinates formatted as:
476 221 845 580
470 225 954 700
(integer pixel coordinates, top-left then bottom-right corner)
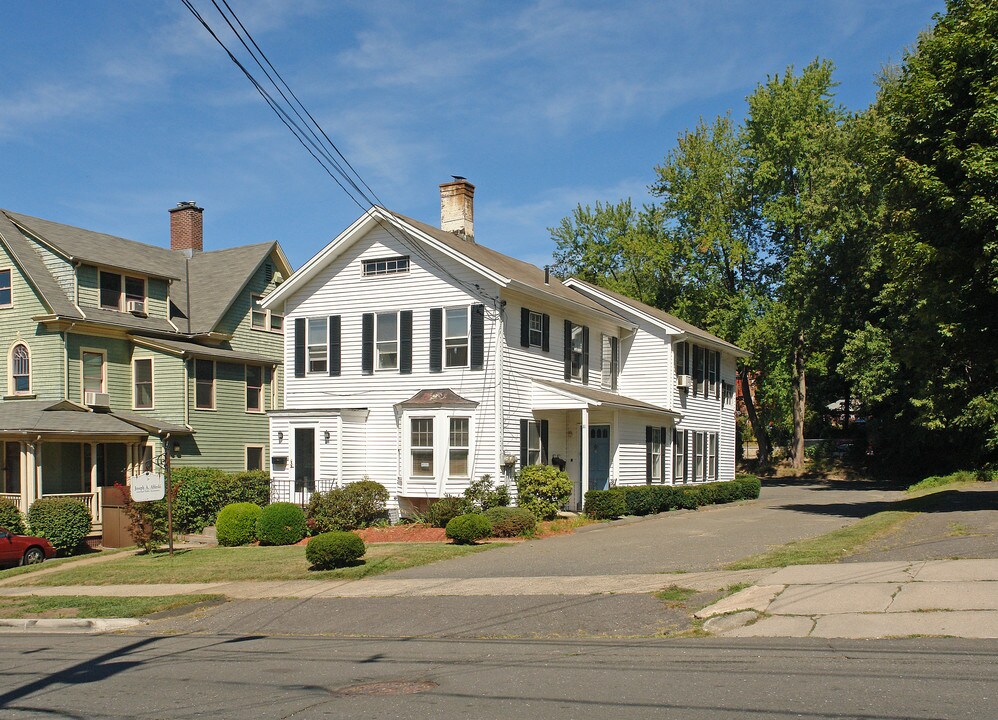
777 487 998 519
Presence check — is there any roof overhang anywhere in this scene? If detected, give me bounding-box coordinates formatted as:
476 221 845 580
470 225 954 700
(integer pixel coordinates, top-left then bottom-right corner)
530 378 681 419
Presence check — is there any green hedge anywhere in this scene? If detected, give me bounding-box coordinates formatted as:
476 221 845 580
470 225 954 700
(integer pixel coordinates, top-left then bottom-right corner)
445 513 493 544
484 506 536 537
306 531 365 569
584 476 761 519
426 496 472 528
171 467 272 534
306 480 390 533
215 502 262 546
26 497 92 555
256 502 307 546
0 497 26 535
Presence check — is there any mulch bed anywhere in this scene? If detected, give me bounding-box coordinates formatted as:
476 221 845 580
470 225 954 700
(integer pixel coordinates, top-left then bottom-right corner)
354 525 448 543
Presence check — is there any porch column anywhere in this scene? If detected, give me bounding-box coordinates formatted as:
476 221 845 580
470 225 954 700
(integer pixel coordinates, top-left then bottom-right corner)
25 441 38 507
580 407 590 504
18 442 30 511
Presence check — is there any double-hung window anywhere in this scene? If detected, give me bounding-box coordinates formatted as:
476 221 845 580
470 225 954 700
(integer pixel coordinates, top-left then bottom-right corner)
125 277 145 310
133 358 153 409
647 427 664 483
707 349 719 397
528 311 544 347
675 341 690 377
307 318 328 373
0 269 11 307
708 433 718 481
449 418 470 476
570 325 584 379
694 432 705 481
673 429 686 483
99 271 122 310
82 351 105 396
445 307 469 368
410 418 434 477
526 421 542 465
376 312 399 370
246 365 263 412
195 359 215 410
246 446 264 472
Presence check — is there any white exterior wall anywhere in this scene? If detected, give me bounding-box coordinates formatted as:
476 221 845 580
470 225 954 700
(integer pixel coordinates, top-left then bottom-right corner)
276 226 501 507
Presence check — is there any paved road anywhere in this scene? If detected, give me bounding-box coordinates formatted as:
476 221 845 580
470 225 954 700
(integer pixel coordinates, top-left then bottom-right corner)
2 633 995 719
391 480 903 578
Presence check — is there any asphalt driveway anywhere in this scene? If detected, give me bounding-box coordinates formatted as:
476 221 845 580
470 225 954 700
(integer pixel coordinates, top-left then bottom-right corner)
389 479 904 579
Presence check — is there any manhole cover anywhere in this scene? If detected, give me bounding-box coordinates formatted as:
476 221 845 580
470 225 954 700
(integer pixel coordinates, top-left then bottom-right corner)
333 680 438 697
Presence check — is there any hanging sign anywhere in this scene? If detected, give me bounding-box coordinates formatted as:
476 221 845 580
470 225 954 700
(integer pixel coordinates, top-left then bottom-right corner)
131 472 166 502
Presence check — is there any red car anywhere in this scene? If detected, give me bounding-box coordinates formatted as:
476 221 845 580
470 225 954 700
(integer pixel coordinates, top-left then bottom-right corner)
0 527 57 567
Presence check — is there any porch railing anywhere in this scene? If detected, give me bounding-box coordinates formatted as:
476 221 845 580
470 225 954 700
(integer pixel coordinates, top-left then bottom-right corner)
0 493 21 511
41 490 102 525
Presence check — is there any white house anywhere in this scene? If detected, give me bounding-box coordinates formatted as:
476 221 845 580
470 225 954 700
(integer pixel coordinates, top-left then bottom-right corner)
264 180 747 516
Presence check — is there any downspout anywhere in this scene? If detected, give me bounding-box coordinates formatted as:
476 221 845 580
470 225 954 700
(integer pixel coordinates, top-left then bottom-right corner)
494 300 505 483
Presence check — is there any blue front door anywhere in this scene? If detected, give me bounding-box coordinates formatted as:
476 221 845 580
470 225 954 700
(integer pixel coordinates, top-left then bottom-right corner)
588 425 611 491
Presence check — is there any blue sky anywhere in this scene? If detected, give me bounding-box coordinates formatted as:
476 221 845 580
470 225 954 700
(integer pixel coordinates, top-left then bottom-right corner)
1 0 942 270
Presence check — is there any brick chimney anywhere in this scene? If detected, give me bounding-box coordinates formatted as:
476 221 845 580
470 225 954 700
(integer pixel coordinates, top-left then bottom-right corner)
439 178 474 242
169 201 203 254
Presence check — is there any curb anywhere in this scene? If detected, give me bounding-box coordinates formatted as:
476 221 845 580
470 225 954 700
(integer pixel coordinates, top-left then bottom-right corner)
0 618 145 633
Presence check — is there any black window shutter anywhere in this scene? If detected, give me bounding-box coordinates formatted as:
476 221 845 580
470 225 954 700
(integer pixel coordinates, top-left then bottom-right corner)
685 430 692 483
693 344 703 396
361 313 374 375
715 351 722 399
520 419 529 468
400 310 413 374
429 308 442 373
541 314 550 352
540 419 549 464
611 336 619 389
328 315 341 376
470 304 485 370
294 318 306 377
563 320 572 380
582 326 590 384
645 426 653 483
520 307 530 348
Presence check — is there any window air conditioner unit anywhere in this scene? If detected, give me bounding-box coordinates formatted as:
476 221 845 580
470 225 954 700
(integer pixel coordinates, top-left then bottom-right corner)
676 374 693 389
85 392 111 409
126 300 146 315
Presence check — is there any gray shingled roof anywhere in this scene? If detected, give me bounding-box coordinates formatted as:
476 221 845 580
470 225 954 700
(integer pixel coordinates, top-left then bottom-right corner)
4 211 183 280
532 378 680 417
130 336 281 365
566 278 747 354
186 242 277 334
0 213 82 318
0 400 147 436
387 211 627 320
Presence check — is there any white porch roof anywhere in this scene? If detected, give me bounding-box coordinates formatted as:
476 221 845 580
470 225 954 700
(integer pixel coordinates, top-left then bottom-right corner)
530 378 681 419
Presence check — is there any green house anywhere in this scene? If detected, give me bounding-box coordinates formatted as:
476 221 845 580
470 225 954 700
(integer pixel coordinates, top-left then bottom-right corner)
0 202 291 530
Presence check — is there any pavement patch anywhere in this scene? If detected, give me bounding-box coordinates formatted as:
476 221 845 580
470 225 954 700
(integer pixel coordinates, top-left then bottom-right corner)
694 584 784 619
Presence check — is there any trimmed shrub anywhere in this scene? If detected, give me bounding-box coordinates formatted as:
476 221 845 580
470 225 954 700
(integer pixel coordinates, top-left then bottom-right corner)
306 479 389 533
306 531 365 569
427 496 472 528
215 502 262 546
172 467 227 533
584 489 627 520
220 470 272 507
516 465 572 520
445 513 493 544
0 497 26 535
734 475 762 499
342 479 389 526
484 506 536 537
464 474 511 512
27 497 92 555
256 502 307 546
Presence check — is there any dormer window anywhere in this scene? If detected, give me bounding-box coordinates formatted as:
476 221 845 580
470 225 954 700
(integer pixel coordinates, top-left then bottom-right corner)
99 270 145 312
125 277 145 311
100 271 122 310
362 255 409 277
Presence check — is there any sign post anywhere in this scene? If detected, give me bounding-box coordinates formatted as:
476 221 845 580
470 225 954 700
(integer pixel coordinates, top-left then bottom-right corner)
164 434 174 557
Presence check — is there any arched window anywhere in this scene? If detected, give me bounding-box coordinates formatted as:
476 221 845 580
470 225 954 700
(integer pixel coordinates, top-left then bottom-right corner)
11 344 29 394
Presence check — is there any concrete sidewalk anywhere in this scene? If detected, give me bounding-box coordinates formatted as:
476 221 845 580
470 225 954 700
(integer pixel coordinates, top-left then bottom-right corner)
6 559 998 639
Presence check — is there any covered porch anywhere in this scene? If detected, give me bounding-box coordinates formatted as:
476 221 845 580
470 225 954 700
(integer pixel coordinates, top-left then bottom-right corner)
529 379 681 510
0 400 192 528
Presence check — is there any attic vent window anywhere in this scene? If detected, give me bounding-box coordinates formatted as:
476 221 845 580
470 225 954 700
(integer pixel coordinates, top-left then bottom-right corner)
264 261 274 283
362 255 409 277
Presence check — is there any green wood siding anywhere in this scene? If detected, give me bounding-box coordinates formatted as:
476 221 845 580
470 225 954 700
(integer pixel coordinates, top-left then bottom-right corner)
77 264 98 307
129 347 186 425
66 334 132 410
215 253 284 362
147 278 169 320
0 241 65 400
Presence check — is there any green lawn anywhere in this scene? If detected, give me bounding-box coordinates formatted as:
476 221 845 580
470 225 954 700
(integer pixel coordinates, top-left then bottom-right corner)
11 542 497 586
0 548 132 582
0 594 221 619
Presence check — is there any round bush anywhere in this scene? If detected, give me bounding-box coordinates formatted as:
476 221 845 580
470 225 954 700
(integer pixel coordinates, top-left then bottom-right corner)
256 502 307 546
445 513 493 544
306 531 366 569
427 496 472 528
27 497 92 555
583 490 627 520
215 502 262 546
0 497 26 535
516 465 572 520
484 506 536 537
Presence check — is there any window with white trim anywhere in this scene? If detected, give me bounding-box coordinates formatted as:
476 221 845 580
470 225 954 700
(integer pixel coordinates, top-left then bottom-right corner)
444 307 469 368
362 255 409 277
648 426 664 483
195 359 214 410
673 429 686 484
0 269 11 307
133 358 153 409
410 418 434 477
376 312 399 370
449 418 470 477
708 433 718 481
694 431 705 482
707 349 719 397
570 325 584 379
125 276 145 310
246 365 263 413
675 341 689 377
11 343 30 394
251 294 284 333
528 311 543 347
246 446 264 472
307 317 328 373
526 420 543 466
82 351 105 395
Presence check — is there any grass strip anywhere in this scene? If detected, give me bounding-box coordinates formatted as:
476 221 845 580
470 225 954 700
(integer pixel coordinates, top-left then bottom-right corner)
906 469 996 493
0 594 221 619
12 542 497 587
0 547 132 582
724 511 914 569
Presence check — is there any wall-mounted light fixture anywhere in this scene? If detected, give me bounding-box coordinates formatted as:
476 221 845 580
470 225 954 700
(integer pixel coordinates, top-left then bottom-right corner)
323 431 330 444
277 431 284 443
172 442 182 458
